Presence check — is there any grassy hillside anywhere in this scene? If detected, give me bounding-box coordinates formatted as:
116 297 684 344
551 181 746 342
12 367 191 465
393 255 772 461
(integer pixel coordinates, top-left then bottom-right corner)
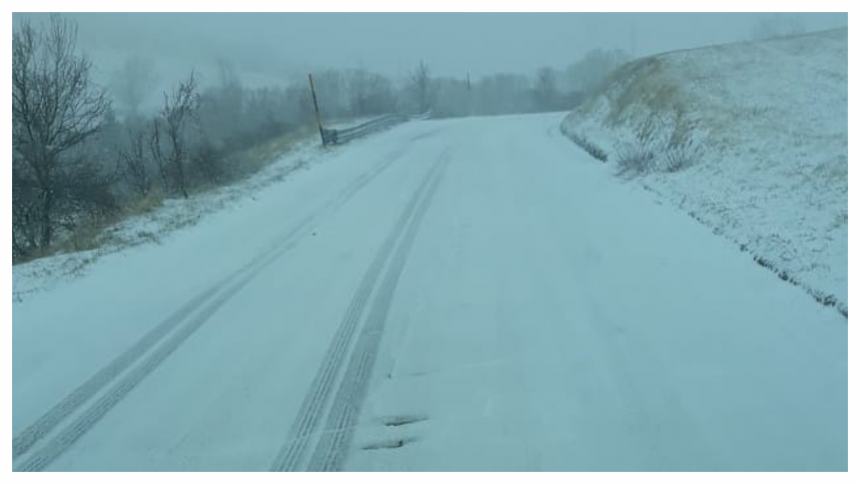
562 28 847 316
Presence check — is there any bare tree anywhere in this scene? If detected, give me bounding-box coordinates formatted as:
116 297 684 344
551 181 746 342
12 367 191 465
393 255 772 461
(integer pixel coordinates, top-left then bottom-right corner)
196 59 244 153
110 55 158 116
474 73 532 115
348 69 372 116
12 168 41 256
347 69 396 116
151 71 199 198
120 128 152 197
12 15 111 254
533 67 560 111
410 60 434 114
149 118 169 194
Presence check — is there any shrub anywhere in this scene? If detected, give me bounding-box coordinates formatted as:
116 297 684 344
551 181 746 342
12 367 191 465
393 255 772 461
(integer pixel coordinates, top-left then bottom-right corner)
615 140 657 174
660 139 702 173
614 107 702 175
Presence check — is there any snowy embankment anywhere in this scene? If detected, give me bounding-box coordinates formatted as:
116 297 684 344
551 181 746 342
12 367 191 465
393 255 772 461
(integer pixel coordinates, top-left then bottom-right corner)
561 28 847 317
12 113 409 302
12 137 319 301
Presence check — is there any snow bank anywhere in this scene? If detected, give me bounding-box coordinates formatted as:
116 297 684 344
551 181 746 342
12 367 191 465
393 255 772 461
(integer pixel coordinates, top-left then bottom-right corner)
561 28 847 316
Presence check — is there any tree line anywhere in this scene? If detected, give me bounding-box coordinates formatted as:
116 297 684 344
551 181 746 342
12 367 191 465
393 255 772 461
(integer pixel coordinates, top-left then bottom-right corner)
12 15 630 262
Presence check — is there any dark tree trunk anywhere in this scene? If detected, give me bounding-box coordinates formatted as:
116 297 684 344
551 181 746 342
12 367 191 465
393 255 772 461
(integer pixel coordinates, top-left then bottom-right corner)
39 189 53 249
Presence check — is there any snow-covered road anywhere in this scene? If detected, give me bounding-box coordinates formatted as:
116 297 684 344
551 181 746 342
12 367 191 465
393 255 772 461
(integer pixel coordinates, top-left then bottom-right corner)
12 113 847 471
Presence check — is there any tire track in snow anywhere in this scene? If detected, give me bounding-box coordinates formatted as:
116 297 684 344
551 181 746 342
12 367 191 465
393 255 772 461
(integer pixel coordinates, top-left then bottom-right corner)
12 281 228 459
306 153 449 471
13 144 409 470
15 238 297 472
269 151 447 471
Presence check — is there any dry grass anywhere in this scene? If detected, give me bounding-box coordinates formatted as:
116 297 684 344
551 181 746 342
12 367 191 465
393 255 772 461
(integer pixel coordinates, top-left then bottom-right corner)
226 123 317 178
16 126 315 266
52 192 165 256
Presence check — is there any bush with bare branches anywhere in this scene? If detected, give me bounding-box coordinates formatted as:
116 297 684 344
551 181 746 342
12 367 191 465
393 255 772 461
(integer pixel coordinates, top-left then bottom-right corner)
150 72 199 198
12 15 112 259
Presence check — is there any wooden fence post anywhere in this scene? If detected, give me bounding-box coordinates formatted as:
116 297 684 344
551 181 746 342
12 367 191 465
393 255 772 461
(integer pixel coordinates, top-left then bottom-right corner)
308 73 326 146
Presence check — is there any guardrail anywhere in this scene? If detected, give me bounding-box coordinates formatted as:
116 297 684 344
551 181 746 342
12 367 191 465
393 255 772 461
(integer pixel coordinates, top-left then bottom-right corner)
321 113 407 146
319 111 432 146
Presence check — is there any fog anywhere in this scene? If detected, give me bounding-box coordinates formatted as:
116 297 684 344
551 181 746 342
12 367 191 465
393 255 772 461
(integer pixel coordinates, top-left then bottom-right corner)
11 12 848 260
14 12 847 89
11 11 849 471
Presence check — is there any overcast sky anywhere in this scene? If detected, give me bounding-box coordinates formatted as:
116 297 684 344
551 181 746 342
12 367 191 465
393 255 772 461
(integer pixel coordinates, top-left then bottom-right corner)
15 12 848 87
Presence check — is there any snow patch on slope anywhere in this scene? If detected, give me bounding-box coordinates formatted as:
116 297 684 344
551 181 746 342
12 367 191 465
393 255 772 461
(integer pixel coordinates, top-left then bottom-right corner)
12 138 320 301
561 28 847 316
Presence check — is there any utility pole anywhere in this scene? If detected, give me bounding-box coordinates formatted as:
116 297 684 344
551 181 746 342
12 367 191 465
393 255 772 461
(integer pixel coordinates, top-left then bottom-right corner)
308 73 326 145
466 71 473 117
